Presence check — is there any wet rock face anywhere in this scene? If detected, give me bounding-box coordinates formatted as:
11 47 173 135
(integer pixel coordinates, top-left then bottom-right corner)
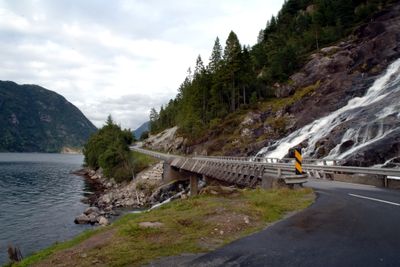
289 3 400 131
260 3 400 165
342 130 400 167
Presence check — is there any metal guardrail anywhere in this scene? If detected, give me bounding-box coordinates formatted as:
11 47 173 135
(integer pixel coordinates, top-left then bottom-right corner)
198 155 344 165
131 147 400 179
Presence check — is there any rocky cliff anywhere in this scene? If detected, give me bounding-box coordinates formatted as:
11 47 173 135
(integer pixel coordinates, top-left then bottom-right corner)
145 3 400 167
0 81 97 152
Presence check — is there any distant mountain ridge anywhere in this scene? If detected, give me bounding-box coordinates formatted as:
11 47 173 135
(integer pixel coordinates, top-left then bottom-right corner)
0 81 97 152
133 121 149 139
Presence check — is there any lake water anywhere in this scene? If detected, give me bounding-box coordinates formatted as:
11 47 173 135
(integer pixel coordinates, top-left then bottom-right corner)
0 153 94 265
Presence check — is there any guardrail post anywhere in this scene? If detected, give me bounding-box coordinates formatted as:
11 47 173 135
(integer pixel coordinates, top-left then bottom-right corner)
262 174 274 189
190 176 199 196
295 148 303 175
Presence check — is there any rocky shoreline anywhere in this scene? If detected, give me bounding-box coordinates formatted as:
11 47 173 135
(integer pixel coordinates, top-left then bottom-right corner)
72 162 192 226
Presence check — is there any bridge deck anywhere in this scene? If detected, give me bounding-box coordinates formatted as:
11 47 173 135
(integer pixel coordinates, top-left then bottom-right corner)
131 146 400 189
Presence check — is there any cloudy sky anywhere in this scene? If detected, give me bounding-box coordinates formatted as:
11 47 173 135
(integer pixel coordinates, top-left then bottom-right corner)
0 0 284 129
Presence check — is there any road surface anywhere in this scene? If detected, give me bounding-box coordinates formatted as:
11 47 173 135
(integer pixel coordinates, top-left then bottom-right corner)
185 179 400 267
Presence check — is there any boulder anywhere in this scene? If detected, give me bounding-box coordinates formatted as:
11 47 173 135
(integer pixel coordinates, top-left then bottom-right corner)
74 214 90 224
88 214 98 224
84 207 100 215
240 128 253 139
101 193 112 205
139 222 164 228
274 83 295 98
98 216 109 226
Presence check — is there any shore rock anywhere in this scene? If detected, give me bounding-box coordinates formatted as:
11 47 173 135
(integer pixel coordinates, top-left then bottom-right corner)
74 214 90 224
98 216 109 226
84 207 100 215
74 161 168 225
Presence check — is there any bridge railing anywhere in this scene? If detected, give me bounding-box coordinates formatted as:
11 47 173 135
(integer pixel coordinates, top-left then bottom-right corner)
131 146 400 180
198 155 344 165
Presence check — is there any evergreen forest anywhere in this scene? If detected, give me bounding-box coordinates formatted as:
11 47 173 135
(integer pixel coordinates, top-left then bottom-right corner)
149 0 395 139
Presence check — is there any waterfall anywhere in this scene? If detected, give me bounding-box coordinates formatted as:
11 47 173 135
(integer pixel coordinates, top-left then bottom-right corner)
257 58 400 162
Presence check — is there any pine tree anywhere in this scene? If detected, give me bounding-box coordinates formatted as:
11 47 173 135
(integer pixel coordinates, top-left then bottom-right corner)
223 31 242 112
208 37 223 73
106 114 114 126
149 108 159 133
194 55 205 77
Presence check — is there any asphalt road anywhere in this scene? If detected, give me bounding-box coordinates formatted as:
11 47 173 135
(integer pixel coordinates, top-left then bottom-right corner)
185 179 400 267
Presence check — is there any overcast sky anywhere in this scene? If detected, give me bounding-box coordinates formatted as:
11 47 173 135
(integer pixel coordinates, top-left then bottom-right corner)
0 0 284 129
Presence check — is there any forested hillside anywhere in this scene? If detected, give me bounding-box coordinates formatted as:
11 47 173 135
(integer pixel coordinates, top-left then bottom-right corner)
0 81 97 152
149 0 395 140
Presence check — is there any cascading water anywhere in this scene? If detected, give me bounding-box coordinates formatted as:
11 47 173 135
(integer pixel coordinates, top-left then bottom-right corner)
257 58 400 166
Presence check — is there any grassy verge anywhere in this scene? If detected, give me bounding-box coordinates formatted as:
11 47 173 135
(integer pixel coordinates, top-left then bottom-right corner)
13 188 314 267
132 150 159 174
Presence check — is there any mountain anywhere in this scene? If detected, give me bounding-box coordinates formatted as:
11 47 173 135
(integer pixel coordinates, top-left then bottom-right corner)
0 81 97 152
145 0 400 167
133 121 149 139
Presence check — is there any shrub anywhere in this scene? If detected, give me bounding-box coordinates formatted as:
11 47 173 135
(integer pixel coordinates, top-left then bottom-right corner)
83 115 134 182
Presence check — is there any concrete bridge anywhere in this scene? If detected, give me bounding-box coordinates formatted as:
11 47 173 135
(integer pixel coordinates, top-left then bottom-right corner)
131 146 400 194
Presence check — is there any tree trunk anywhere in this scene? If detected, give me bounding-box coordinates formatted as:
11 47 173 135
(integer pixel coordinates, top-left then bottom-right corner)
202 89 206 123
231 73 235 112
315 30 319 51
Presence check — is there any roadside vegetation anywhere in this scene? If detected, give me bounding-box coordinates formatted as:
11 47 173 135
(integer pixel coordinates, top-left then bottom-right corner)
13 188 314 267
131 150 158 175
83 116 157 183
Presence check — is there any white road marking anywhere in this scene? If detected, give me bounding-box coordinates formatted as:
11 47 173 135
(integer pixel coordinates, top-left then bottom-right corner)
349 193 400 206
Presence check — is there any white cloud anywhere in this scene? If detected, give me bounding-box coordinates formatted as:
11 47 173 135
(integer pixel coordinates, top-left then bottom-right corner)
0 0 284 129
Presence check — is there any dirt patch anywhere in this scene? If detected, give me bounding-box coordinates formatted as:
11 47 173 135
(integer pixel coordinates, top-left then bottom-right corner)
33 229 116 267
204 211 258 241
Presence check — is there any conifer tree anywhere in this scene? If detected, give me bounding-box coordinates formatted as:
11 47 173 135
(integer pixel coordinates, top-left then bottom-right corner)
194 55 205 77
208 37 223 73
223 31 241 112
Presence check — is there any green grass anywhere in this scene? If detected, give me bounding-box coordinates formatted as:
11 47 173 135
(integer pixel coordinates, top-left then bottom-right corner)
260 80 320 112
14 188 314 267
131 150 159 174
10 228 105 267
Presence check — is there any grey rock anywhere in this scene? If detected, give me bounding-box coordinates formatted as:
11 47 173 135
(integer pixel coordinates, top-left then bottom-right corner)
84 206 100 215
74 214 90 224
98 216 109 226
139 222 163 228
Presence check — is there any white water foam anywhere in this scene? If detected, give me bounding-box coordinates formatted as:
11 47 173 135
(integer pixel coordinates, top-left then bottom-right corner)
257 58 400 159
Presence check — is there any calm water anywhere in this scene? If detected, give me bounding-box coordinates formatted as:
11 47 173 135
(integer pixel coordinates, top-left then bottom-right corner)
0 153 94 264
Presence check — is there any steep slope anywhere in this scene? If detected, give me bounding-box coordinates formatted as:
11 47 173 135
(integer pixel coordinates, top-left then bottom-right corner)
145 2 400 167
258 59 400 166
0 81 97 152
255 4 400 166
